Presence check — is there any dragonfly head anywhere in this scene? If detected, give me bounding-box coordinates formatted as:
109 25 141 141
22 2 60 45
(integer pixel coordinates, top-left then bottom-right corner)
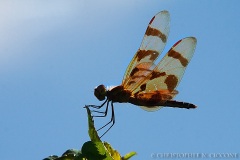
94 84 107 101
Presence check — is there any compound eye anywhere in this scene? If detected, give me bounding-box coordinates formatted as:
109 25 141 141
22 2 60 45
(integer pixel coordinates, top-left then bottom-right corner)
94 84 106 101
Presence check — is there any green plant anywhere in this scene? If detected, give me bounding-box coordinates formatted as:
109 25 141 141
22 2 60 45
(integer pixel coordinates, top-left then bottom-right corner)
43 107 136 160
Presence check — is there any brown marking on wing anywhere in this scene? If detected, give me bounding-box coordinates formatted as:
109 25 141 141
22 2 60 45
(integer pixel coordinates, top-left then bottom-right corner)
126 75 148 87
125 62 154 90
150 91 162 100
129 68 139 77
128 65 152 85
149 71 166 80
130 66 152 77
130 66 151 80
164 75 178 92
149 15 155 24
145 26 167 43
172 38 182 47
136 49 159 62
168 49 188 67
140 83 146 91
127 81 135 86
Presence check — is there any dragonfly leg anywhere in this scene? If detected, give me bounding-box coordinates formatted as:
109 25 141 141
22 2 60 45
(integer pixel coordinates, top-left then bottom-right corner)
86 99 108 109
85 100 115 138
97 101 115 138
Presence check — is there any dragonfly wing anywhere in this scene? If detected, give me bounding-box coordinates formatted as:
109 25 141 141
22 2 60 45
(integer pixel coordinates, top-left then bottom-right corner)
132 37 197 95
122 11 170 91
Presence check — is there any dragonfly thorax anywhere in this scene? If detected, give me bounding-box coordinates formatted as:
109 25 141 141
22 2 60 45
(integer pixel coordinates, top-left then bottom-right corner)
94 84 107 101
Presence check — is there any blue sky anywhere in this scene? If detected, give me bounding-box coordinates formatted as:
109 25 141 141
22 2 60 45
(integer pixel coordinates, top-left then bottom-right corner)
1 1 240 159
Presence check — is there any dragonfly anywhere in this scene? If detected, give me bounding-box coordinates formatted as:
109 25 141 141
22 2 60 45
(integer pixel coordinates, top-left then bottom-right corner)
88 10 197 137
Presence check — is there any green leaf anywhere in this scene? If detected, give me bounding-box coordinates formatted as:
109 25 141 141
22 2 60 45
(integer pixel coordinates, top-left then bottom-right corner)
81 141 106 160
43 155 59 160
85 106 101 142
83 106 114 160
62 149 81 157
122 151 137 160
103 142 121 160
